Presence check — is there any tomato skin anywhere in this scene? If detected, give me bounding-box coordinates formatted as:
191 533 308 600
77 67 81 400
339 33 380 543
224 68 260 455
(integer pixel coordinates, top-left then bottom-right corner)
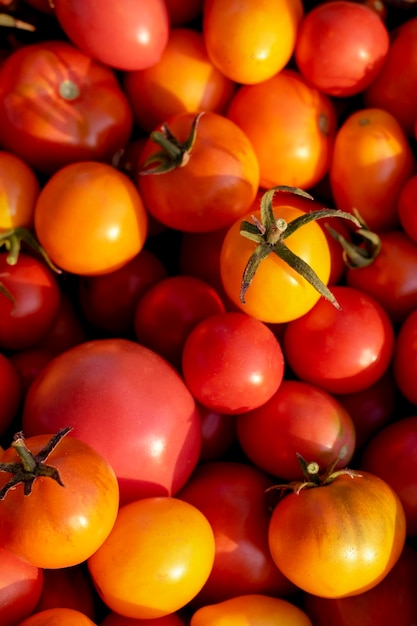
182 312 285 414
329 107 416 232
0 151 40 230
0 41 133 174
283 285 395 394
21 338 202 505
54 0 170 71
0 432 120 569
268 471 406 598
19 607 97 625
295 1 389 97
203 0 304 84
164 0 204 25
236 380 356 481
397 174 417 244
197 403 237 462
88 497 215 619
34 161 148 276
101 612 187 625
220 205 331 324
0 547 43 626
226 69 336 190
34 566 96 620
0 353 22 437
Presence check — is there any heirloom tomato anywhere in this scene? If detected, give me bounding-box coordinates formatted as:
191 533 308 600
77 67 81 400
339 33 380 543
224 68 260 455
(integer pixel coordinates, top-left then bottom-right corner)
0 151 39 231
0 547 43 626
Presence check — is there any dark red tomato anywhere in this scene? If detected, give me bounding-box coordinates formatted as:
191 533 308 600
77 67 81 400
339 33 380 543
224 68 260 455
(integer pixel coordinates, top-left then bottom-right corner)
236 379 356 480
177 461 296 606
21 338 202 506
303 543 417 626
34 566 96 620
164 0 204 25
182 312 285 414
36 292 87 356
392 308 417 406
0 547 44 626
0 252 61 351
134 275 226 369
397 174 417 244
0 353 21 437
0 41 133 174
8 348 53 397
54 0 170 71
197 402 237 462
78 249 167 337
295 1 389 97
361 416 417 536
283 286 395 394
346 230 417 324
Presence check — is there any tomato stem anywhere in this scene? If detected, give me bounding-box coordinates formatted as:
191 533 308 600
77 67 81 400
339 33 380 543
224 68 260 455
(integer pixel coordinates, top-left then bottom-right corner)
326 209 381 269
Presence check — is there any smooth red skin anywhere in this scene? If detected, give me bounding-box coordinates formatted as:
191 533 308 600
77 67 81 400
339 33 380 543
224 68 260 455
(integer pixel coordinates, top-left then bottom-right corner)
182 312 285 414
21 338 202 506
303 543 417 626
0 547 44 626
197 402 237 462
177 461 296 606
134 275 226 369
0 252 61 352
346 230 417 324
393 308 417 406
397 174 417 244
0 41 133 174
283 286 395 395
360 416 417 536
236 379 356 481
54 0 169 71
295 1 389 97
0 353 22 436
78 249 167 336
100 611 187 625
34 566 96 620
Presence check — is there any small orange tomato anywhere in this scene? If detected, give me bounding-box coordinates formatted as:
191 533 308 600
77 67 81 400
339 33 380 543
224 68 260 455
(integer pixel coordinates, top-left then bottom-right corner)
18 607 97 625
34 161 148 275
203 0 304 84
330 107 416 232
190 594 313 626
88 497 215 620
0 151 40 231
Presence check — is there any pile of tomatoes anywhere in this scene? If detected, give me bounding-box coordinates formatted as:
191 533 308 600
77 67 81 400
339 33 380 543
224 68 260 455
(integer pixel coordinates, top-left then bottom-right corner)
1 0 417 624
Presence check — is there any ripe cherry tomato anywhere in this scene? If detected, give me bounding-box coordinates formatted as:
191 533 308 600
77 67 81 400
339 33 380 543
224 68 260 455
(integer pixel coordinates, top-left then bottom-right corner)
0 353 21 437
0 41 133 174
54 0 170 71
0 429 120 569
226 69 336 190
34 161 148 276
19 607 97 625
295 1 389 97
203 0 304 84
0 151 39 231
0 547 43 626
88 497 215 619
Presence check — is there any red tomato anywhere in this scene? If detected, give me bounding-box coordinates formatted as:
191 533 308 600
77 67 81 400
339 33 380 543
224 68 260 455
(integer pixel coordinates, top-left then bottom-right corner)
0 41 133 174
0 547 43 626
21 338 202 505
197 403 237 462
34 566 96 620
8 348 54 397
182 312 285 414
0 151 40 230
295 1 389 97
19 607 97 625
0 353 22 437
397 173 417 244
36 291 87 356
54 0 170 71
392 308 417 406
178 461 296 605
283 285 395 394
236 380 356 480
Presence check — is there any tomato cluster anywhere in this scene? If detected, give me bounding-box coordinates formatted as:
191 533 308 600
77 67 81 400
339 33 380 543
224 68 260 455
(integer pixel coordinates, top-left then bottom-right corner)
1 0 417 624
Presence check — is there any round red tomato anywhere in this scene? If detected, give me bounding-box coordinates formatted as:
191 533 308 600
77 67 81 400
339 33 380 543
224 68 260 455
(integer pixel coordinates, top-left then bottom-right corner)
392 308 417 406
0 547 43 626
397 173 417 244
34 566 96 620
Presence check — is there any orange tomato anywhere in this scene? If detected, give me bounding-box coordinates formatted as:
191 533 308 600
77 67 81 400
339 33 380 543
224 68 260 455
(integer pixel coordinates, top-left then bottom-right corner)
0 151 40 231
34 161 148 275
123 28 236 133
227 69 336 190
203 0 304 84
190 594 313 626
88 497 215 619
18 607 97 625
330 107 416 231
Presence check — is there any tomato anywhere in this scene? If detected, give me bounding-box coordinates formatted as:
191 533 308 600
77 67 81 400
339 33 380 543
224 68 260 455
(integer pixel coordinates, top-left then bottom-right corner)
137 111 260 233
283 285 395 394
0 251 61 351
0 429 119 569
226 69 336 190
182 311 285 414
190 594 313 626
302 543 417 626
8 348 54 397
268 468 406 598
21 338 202 505
19 607 97 625
88 497 215 619
36 291 87 356
177 461 296 605
34 566 96 620
397 173 417 244
392 308 417 406
0 547 43 626
0 41 133 174
34 161 148 276
364 17 417 136
54 0 170 71
101 612 187 626
361 415 417 535
295 1 389 97
0 151 39 231
0 352 22 437
123 28 236 133
236 380 356 481
197 403 237 462
329 107 416 232
164 0 204 26
203 0 304 84
134 275 226 369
